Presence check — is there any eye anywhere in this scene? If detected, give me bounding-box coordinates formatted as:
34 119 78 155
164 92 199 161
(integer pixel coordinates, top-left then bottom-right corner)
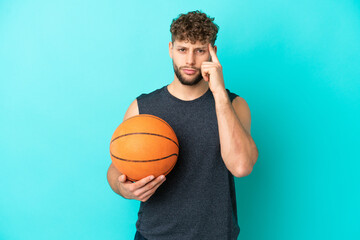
179 48 185 52
197 50 205 53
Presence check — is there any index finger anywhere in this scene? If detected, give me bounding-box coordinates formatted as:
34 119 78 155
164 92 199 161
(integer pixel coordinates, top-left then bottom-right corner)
132 175 155 189
208 43 219 64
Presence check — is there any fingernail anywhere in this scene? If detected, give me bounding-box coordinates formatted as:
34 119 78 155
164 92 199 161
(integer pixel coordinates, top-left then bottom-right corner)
160 175 165 180
149 176 154 180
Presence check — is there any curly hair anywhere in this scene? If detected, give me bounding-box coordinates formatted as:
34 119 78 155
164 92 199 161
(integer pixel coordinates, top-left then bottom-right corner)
170 10 219 46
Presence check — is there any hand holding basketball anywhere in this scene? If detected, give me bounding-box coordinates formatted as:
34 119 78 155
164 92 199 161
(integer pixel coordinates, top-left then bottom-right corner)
110 114 179 181
117 173 166 202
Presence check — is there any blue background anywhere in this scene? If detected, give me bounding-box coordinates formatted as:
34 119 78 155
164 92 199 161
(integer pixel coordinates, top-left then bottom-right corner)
1 0 359 239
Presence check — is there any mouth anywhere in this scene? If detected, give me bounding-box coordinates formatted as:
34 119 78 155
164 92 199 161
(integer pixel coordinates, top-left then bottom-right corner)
182 68 197 75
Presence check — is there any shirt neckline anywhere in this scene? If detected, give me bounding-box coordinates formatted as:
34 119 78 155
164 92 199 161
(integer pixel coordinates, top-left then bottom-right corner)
163 85 211 103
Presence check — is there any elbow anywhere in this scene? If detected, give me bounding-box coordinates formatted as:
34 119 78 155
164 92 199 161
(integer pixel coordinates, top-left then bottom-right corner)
233 149 259 178
233 165 253 178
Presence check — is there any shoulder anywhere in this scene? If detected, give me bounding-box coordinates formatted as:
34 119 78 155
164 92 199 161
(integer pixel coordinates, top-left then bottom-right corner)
232 96 251 114
135 85 167 115
137 86 166 101
231 95 252 134
123 86 166 121
224 89 248 109
123 99 139 121
224 89 252 134
225 89 239 103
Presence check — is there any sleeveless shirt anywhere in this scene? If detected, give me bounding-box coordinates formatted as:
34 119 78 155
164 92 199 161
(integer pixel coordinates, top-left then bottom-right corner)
135 85 240 240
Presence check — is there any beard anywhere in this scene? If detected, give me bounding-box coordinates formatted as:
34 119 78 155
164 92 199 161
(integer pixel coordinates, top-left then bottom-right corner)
172 61 203 86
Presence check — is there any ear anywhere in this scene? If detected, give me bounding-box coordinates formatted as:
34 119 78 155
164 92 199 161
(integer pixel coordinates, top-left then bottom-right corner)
169 42 173 59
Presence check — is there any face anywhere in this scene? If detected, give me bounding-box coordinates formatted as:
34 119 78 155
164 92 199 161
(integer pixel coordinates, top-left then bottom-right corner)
169 40 216 86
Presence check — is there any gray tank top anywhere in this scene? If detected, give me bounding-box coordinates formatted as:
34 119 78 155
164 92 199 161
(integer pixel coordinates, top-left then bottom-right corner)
135 85 240 240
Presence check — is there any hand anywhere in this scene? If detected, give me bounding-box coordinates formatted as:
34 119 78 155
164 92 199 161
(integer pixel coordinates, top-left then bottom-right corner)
117 173 166 202
201 43 226 94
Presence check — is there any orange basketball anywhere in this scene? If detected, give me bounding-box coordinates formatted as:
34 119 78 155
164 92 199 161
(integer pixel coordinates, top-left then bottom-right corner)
110 114 179 181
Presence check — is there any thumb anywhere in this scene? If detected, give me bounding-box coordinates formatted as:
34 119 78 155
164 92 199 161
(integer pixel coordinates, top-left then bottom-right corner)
118 174 127 183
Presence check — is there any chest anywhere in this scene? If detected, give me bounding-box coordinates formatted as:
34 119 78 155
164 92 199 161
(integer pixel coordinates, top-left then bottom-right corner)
160 100 220 150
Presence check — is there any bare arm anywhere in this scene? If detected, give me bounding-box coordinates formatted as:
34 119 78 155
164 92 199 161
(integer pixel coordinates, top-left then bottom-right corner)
214 91 259 177
201 43 258 178
106 99 166 201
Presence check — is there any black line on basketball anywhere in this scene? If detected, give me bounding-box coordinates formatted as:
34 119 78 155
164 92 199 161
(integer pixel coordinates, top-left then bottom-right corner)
111 132 179 148
127 176 137 182
163 158 177 175
130 114 176 136
126 159 177 182
141 115 173 130
110 152 178 162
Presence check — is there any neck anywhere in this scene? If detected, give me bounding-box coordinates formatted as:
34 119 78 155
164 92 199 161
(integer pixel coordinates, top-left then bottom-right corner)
167 77 209 101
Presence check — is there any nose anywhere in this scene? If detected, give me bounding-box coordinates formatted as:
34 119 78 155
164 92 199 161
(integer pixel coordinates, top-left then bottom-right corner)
186 52 195 66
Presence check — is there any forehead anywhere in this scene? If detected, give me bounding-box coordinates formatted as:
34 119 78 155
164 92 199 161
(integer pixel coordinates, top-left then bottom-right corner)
173 40 208 48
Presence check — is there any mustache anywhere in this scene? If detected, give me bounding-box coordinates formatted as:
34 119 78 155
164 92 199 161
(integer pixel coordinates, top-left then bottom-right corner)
180 66 200 71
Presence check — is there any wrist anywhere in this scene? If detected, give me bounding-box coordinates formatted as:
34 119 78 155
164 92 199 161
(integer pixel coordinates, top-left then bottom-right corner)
212 88 230 106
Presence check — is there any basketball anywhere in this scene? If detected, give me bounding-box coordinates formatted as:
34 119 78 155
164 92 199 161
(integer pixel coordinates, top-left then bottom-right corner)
110 114 179 181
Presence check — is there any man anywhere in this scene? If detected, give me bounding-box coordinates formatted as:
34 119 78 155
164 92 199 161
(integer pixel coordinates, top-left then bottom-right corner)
107 10 258 240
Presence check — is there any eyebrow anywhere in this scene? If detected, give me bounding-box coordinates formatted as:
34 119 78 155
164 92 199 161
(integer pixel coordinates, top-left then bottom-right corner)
176 46 207 50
